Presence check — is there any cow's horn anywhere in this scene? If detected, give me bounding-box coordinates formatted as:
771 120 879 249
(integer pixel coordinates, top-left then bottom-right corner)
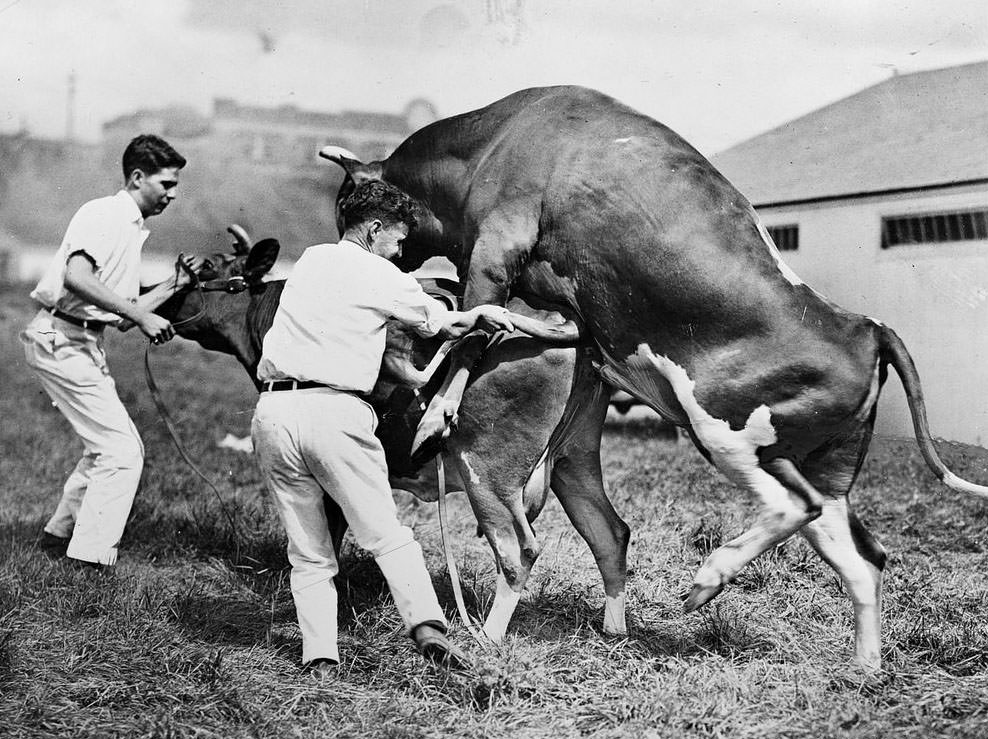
319 145 361 166
227 224 252 255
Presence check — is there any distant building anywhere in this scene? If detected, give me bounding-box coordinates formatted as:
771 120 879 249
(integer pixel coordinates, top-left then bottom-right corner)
102 97 439 169
712 60 988 444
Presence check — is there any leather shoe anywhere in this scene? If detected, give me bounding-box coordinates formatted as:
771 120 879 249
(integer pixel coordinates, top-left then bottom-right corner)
412 622 469 670
306 657 338 680
65 557 111 575
38 531 70 559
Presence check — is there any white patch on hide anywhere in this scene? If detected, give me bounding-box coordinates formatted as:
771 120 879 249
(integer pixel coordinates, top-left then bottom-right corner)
614 137 632 144
639 345 777 487
460 452 482 485
754 215 804 286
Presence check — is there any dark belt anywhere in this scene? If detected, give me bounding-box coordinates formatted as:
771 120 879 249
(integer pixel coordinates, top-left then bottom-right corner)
257 379 334 393
256 379 371 400
50 308 109 331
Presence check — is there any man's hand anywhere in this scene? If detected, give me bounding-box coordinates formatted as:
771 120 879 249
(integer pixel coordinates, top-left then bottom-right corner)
137 311 175 344
174 254 205 287
471 305 515 333
439 304 516 339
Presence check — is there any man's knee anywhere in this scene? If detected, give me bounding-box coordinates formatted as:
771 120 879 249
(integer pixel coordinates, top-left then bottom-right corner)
98 432 144 470
363 525 417 559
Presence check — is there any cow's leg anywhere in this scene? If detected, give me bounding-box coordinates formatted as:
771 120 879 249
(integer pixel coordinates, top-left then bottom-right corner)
411 333 489 463
411 205 539 459
799 422 886 672
449 447 543 642
684 458 824 611
443 335 573 642
549 360 631 635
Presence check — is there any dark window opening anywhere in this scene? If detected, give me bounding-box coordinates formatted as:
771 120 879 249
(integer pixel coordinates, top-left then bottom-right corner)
881 209 988 248
767 224 799 252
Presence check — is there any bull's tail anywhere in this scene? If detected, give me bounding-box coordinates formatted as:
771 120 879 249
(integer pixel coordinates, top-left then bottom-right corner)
879 325 988 498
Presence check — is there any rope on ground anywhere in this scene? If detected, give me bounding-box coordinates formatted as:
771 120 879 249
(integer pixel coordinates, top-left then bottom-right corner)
143 344 241 547
436 454 492 648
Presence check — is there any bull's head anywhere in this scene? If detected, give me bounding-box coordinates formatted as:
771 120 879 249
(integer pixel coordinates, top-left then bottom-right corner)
157 226 280 369
319 145 453 273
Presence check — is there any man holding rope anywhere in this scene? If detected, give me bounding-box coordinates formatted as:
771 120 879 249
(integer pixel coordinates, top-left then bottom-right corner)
21 134 201 569
251 180 515 678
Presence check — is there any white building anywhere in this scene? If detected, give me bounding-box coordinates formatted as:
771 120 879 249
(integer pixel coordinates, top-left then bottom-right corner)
711 60 988 445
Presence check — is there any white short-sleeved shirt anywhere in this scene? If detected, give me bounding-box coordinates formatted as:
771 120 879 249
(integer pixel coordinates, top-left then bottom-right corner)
256 240 450 393
31 190 149 324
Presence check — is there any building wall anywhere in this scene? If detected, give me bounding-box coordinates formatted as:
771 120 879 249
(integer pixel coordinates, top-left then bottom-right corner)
759 182 988 444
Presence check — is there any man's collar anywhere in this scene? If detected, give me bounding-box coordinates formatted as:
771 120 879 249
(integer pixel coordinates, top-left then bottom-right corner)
116 189 145 226
338 238 371 253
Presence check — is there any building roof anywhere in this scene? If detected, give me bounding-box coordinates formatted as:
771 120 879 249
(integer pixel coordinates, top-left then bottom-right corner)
212 98 411 135
710 60 988 206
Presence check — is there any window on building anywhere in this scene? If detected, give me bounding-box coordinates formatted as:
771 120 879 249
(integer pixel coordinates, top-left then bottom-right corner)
767 224 799 252
881 209 988 248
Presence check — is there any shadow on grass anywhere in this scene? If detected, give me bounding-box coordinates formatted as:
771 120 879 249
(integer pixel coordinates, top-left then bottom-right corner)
440 567 781 665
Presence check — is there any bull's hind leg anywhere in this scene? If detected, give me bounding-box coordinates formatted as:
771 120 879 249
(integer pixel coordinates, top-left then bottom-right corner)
799 422 886 671
549 363 631 635
685 458 825 611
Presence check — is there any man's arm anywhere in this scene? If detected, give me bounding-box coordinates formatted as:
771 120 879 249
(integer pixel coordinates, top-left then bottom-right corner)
436 305 515 338
63 254 199 343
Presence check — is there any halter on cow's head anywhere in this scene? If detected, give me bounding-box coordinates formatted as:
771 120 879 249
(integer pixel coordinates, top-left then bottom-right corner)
157 225 281 343
319 145 454 273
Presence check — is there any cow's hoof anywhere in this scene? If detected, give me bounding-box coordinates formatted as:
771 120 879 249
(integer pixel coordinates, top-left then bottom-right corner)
682 582 723 613
409 435 443 468
411 411 456 464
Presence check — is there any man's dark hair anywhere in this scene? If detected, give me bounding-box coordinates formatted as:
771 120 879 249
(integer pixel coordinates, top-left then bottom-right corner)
122 134 186 179
338 181 418 232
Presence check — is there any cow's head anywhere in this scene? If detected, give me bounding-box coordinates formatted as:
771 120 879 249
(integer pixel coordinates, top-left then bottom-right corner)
157 226 280 367
319 145 451 272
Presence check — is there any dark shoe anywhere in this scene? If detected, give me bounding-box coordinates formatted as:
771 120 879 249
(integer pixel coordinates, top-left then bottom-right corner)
306 657 338 680
38 531 70 559
64 557 112 576
412 622 469 671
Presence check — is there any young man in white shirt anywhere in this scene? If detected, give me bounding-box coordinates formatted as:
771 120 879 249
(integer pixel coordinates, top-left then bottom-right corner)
253 180 516 677
21 134 202 568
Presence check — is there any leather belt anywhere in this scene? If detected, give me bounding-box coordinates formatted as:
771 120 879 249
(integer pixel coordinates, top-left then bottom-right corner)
256 379 371 401
258 379 333 393
50 308 109 331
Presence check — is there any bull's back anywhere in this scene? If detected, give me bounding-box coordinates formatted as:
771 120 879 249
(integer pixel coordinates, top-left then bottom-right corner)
392 87 882 435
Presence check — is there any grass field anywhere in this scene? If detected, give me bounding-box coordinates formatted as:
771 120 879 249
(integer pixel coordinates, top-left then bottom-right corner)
2 283 988 738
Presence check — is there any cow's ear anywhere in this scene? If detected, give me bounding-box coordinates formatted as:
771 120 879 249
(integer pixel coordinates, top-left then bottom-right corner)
244 238 280 279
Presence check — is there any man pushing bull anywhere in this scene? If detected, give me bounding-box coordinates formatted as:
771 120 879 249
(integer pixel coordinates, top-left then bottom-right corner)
251 180 516 677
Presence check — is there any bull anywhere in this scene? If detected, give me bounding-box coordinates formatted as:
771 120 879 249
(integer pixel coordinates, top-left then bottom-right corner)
157 229 631 642
318 85 988 671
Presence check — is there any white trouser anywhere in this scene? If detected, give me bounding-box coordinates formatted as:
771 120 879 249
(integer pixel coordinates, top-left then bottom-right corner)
20 310 145 566
251 387 446 664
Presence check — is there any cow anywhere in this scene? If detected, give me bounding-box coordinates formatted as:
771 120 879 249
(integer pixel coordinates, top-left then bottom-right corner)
317 85 988 671
156 230 632 643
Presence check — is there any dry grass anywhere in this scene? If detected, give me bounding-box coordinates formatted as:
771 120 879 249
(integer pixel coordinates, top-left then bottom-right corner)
2 283 988 738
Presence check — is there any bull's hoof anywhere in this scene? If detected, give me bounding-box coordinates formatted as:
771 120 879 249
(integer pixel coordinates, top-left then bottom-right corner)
682 582 724 613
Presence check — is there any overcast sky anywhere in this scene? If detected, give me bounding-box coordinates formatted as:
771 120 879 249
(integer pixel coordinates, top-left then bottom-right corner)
0 0 984 156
